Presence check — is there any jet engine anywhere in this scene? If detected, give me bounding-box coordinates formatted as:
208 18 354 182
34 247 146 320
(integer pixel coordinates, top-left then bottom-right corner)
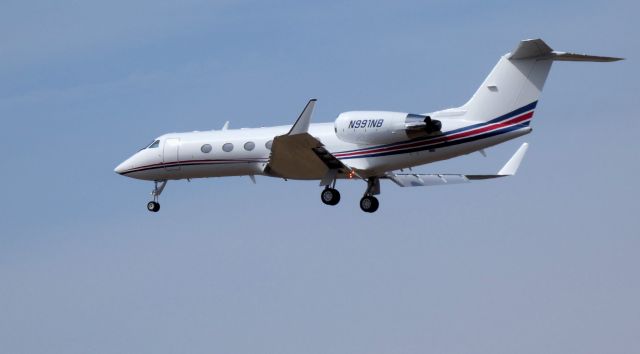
334 111 441 145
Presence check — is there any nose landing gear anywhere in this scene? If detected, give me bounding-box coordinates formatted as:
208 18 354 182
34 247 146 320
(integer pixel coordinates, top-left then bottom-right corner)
147 180 167 213
147 201 160 212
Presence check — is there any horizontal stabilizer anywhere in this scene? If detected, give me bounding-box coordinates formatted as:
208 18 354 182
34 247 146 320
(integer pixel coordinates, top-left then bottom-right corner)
552 52 623 62
509 39 623 62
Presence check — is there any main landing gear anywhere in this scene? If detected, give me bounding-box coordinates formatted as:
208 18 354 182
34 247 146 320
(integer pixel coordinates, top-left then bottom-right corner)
321 187 341 205
359 177 380 213
147 180 167 213
359 196 379 213
319 176 381 213
320 175 341 206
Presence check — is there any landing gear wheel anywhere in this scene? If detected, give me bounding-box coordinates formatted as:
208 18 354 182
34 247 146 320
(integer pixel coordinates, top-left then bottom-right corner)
360 196 379 213
147 201 160 212
147 180 166 212
321 188 341 206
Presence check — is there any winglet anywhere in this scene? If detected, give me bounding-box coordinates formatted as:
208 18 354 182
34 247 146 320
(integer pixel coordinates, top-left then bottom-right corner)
498 143 529 176
288 99 317 135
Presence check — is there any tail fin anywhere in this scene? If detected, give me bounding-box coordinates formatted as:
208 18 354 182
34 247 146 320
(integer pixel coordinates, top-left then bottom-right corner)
460 39 622 122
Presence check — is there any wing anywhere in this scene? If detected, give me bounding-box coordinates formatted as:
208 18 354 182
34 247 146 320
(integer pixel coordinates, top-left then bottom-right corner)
264 99 356 181
386 143 529 187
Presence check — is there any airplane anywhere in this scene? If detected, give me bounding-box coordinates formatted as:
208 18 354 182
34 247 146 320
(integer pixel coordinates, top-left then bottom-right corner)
114 39 622 213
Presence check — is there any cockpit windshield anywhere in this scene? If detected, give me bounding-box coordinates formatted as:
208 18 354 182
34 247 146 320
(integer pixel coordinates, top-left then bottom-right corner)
140 140 160 151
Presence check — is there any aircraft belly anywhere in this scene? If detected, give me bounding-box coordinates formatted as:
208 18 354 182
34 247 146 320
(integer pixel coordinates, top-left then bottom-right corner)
175 162 264 179
129 162 264 180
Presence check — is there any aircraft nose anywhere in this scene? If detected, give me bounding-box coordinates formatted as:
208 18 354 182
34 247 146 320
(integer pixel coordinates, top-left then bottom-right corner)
114 160 129 175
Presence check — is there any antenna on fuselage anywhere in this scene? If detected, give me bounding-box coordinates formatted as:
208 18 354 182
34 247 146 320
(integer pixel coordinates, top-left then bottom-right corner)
221 121 230 130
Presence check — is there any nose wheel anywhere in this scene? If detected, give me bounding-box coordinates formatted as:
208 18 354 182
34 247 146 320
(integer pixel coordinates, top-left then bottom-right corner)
147 180 167 213
147 201 160 212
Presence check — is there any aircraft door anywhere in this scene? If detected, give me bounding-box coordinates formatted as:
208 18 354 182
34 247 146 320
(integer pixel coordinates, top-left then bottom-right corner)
163 138 181 171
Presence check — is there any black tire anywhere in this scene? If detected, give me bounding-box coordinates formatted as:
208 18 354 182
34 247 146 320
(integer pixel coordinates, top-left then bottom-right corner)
147 201 160 212
321 188 341 206
359 196 379 213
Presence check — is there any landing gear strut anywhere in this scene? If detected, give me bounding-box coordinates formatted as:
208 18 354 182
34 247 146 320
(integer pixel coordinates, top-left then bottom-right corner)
147 180 167 213
360 177 380 213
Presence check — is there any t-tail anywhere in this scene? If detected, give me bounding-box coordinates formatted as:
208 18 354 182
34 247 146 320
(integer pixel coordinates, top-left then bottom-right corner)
459 39 622 123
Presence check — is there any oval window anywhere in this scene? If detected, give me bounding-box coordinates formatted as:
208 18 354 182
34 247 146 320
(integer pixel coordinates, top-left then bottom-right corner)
265 140 273 150
244 141 255 151
201 144 212 153
222 143 234 152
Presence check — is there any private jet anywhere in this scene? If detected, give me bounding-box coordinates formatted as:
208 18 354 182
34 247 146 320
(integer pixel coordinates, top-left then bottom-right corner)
115 39 621 213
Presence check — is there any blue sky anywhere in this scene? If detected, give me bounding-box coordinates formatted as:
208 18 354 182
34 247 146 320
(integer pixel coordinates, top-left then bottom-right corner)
1 1 638 353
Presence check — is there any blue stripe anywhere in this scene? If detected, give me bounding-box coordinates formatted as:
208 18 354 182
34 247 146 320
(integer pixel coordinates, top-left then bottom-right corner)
336 101 537 155
443 101 537 135
122 159 268 175
341 123 531 160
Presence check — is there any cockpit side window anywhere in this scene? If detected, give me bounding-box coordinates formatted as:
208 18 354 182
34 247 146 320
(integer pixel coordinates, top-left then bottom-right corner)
148 140 160 149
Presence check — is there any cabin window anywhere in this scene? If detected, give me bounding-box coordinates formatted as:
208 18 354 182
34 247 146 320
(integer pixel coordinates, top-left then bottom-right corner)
222 143 234 152
265 140 273 150
244 141 255 151
201 144 212 153
148 140 160 149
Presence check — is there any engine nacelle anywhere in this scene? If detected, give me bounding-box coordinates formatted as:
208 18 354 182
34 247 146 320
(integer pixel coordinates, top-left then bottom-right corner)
334 111 441 145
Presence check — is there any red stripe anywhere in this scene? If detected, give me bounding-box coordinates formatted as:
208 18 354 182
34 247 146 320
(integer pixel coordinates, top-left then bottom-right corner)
335 111 533 158
125 111 533 174
124 158 268 173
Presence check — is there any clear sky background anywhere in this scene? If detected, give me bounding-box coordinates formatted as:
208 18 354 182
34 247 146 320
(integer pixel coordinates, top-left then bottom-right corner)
1 1 638 353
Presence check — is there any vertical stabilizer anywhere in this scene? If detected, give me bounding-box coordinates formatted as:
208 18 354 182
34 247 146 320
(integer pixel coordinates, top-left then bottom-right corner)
459 39 622 122
461 40 553 121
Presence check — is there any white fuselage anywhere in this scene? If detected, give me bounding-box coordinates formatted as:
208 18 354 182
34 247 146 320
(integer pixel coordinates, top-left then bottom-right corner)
114 110 533 181
114 39 621 214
